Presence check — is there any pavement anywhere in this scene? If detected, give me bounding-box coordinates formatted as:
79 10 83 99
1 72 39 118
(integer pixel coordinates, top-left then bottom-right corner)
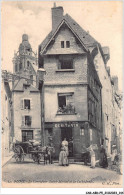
2 152 14 167
2 157 123 187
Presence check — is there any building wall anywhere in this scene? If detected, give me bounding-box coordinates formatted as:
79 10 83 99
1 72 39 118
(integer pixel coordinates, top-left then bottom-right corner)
41 20 102 159
13 89 41 142
46 25 85 55
44 54 87 85
44 85 88 122
94 47 114 154
1 82 11 157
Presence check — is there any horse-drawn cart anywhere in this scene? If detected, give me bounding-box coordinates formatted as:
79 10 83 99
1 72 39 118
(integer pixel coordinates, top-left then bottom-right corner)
13 141 45 163
12 140 55 164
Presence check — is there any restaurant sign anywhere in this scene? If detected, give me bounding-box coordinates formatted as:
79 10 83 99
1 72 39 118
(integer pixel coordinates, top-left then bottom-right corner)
54 122 79 128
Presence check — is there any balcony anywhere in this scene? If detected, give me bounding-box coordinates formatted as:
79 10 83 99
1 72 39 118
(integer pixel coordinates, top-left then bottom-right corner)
57 104 76 115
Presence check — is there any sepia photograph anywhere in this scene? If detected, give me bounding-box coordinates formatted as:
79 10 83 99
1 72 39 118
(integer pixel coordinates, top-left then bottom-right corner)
1 0 123 189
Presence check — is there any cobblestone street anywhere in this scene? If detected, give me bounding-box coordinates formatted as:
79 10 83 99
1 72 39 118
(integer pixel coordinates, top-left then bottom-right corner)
2 157 122 186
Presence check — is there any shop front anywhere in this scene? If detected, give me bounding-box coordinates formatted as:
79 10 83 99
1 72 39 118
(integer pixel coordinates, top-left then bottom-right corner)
45 121 90 160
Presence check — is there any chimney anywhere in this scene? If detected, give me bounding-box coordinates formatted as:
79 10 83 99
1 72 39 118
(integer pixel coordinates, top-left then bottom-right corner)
52 4 64 31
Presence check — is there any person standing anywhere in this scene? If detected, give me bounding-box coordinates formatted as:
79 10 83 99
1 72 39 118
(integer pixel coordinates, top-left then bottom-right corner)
99 145 108 168
111 146 117 165
62 138 69 157
59 145 69 166
90 146 96 168
59 138 69 166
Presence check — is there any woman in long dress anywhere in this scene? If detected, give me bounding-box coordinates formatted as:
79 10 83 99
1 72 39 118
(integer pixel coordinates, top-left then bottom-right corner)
59 146 69 166
99 145 108 168
59 138 69 166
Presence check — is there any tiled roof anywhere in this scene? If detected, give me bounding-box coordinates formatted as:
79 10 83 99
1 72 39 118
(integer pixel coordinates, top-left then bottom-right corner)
13 79 39 92
39 14 98 53
64 14 97 46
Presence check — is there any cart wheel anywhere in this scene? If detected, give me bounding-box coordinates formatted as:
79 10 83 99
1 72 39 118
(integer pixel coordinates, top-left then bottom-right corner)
14 145 25 162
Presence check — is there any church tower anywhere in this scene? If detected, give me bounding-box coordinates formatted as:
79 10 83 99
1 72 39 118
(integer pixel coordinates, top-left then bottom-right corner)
13 34 37 86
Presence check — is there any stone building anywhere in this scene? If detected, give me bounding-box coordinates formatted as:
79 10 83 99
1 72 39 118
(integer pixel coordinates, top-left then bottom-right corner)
1 78 13 157
38 5 103 160
12 34 42 142
93 46 122 155
111 77 122 154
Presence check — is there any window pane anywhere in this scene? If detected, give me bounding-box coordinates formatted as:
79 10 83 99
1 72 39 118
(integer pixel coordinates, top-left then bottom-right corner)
24 100 30 109
61 41 64 48
22 130 33 142
66 41 70 48
25 116 31 126
58 96 66 108
60 59 73 69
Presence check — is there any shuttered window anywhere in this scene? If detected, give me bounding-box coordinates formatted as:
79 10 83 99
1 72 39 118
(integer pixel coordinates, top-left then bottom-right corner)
22 115 32 126
20 99 32 110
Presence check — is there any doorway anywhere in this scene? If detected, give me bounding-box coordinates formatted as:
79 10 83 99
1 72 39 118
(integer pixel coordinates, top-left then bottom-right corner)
61 127 73 157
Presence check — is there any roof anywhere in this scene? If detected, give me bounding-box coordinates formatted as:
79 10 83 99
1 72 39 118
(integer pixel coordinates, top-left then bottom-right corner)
13 79 39 92
39 14 98 54
64 14 97 46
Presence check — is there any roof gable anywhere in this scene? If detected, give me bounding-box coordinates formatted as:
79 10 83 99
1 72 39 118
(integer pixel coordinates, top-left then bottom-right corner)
45 23 86 55
39 14 98 55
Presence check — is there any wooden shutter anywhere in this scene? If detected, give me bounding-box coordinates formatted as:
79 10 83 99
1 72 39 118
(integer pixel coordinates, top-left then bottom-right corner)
30 99 32 110
20 99 23 109
29 116 32 126
22 116 25 126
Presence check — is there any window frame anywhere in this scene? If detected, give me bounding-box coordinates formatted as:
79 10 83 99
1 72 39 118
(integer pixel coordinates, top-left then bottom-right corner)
57 92 76 115
21 98 31 110
24 99 30 110
22 130 33 142
66 41 70 48
61 41 64 48
24 115 32 126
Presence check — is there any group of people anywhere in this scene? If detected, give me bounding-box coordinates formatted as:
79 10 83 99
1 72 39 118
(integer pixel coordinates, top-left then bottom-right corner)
50 138 118 170
58 139 109 169
87 145 108 169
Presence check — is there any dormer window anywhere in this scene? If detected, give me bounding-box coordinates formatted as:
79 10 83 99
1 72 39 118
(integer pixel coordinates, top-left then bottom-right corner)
61 41 70 48
61 41 64 48
23 84 30 90
66 41 70 48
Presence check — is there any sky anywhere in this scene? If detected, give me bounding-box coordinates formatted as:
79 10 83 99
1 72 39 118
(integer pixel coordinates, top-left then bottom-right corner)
1 1 123 90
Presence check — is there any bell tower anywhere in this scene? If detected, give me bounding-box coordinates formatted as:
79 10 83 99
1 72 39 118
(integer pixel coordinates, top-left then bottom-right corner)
12 34 38 85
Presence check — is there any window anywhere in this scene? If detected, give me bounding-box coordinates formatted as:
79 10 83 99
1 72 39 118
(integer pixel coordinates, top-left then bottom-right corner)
61 41 64 48
22 116 32 126
24 99 30 110
23 84 30 90
21 99 31 109
66 41 70 48
27 61 31 69
22 130 33 142
59 59 73 69
15 64 18 72
19 62 22 70
30 75 33 84
88 99 96 125
57 93 75 114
